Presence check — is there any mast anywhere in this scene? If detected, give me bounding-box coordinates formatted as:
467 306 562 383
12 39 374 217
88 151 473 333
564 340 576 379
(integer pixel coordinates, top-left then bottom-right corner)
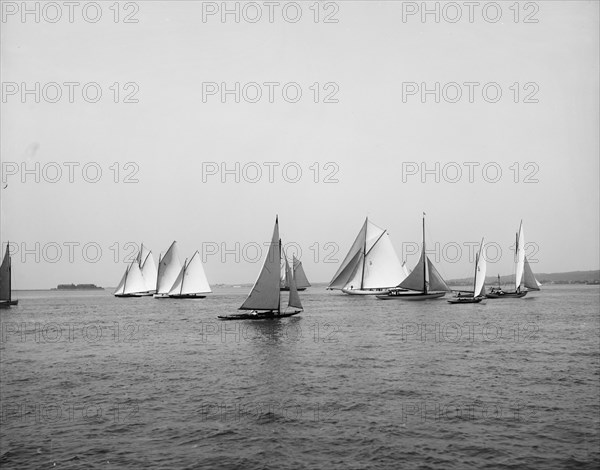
278 237 282 314
8 244 11 302
156 253 162 293
422 214 427 294
180 258 187 295
360 217 368 289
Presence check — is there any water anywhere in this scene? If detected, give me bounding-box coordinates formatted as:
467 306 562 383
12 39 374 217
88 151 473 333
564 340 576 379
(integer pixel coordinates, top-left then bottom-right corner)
1 285 598 469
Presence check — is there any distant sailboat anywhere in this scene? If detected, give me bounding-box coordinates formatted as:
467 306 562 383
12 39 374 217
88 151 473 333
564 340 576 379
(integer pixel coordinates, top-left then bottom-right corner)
114 259 148 297
168 251 212 298
328 217 407 295
486 221 541 298
0 244 18 307
154 241 183 298
281 255 311 291
218 216 303 320
448 238 487 304
377 214 451 300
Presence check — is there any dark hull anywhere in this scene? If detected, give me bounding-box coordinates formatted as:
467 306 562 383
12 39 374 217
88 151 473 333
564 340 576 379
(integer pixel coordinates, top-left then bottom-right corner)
218 311 302 321
486 291 527 299
280 288 307 291
448 297 483 304
376 291 446 301
0 299 18 308
114 293 146 298
169 294 207 299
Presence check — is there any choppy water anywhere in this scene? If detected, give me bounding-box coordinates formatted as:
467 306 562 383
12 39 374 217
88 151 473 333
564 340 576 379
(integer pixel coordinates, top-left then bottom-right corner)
1 285 598 469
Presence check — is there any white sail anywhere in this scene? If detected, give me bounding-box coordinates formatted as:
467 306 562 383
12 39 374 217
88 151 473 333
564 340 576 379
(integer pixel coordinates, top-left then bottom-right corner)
523 257 541 291
114 266 128 295
137 243 151 266
240 218 281 311
181 251 211 295
362 232 407 289
515 221 525 290
0 245 11 301
402 261 410 278
123 261 146 295
168 264 185 296
344 255 364 290
287 260 303 309
328 219 368 289
293 256 311 289
156 241 182 294
473 240 487 297
140 251 157 293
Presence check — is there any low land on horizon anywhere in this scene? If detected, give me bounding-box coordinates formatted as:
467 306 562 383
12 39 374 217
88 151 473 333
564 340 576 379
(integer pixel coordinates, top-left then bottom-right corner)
12 270 600 291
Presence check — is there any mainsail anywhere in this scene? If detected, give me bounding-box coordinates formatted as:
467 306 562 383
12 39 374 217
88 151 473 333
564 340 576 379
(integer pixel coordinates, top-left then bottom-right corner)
514 221 525 291
0 244 12 302
123 260 146 295
140 250 158 293
156 241 182 295
398 215 450 293
328 218 406 290
240 218 281 311
473 240 487 297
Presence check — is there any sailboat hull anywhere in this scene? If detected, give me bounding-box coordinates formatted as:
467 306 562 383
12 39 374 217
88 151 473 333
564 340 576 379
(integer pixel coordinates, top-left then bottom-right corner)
0 300 18 308
114 293 146 298
486 291 527 299
280 287 307 291
218 310 302 321
376 291 446 301
447 297 484 304
168 293 207 299
342 288 391 295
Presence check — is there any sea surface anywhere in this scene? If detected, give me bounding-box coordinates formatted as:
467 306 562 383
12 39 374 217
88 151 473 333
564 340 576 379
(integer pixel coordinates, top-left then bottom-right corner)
1 285 599 469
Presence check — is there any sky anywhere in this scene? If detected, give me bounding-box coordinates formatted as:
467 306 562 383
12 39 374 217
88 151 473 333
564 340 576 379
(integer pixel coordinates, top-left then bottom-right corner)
1 0 598 289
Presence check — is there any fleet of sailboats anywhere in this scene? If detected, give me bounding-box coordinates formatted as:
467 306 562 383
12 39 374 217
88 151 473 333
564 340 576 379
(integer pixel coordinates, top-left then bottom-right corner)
0 244 18 308
218 216 303 320
114 241 211 299
376 215 451 300
3 215 545 312
328 218 408 295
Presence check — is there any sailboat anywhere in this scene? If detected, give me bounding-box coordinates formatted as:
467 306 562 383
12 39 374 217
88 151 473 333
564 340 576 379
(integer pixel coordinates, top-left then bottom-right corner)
114 259 148 297
218 216 303 320
154 241 183 298
280 255 311 291
376 214 451 300
168 251 212 298
486 220 541 298
0 244 18 307
448 238 487 304
328 217 407 295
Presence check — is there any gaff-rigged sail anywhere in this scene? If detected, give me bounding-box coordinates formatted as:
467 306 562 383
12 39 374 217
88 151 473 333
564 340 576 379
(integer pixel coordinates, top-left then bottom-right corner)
0 245 12 302
240 218 281 311
287 259 303 309
515 221 525 291
473 240 487 297
156 241 182 294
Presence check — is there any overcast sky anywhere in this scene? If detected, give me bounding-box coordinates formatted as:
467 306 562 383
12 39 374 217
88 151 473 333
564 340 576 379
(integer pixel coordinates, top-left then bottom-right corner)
1 1 598 289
